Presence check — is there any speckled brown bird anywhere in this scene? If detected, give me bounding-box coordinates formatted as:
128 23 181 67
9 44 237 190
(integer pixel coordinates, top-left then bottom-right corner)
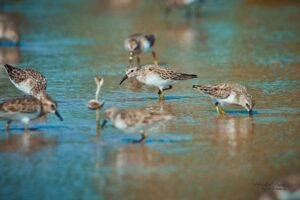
101 107 172 143
120 64 197 100
124 33 157 65
0 97 63 131
193 83 255 115
3 64 48 100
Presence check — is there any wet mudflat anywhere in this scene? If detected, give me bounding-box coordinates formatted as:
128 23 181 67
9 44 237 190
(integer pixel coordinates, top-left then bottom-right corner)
0 0 300 199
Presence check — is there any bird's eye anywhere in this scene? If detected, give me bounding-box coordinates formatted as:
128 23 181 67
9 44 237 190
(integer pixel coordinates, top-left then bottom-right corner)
51 104 55 109
246 103 250 108
130 70 134 73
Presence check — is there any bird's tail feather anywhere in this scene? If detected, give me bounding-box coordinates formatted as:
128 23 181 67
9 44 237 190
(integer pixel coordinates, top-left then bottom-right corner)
192 85 215 95
174 73 197 80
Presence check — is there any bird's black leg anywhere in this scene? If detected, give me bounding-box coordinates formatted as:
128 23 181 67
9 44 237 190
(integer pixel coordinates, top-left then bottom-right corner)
158 89 164 101
215 102 226 115
6 120 12 131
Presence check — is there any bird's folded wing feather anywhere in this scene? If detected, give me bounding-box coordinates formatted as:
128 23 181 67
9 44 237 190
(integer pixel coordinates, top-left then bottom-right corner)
0 99 39 113
25 69 47 89
120 109 164 127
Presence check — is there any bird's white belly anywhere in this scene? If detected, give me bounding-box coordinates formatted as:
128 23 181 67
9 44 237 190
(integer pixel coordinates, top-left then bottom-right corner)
184 0 196 4
114 119 128 131
13 79 32 96
218 94 236 106
141 39 151 53
9 112 40 124
138 74 173 90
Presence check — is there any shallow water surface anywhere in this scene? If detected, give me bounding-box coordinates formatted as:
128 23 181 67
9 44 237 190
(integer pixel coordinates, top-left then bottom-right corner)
0 0 300 199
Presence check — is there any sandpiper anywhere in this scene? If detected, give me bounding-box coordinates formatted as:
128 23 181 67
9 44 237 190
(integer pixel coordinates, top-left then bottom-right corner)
3 64 48 100
120 64 197 100
192 83 255 115
124 33 157 65
101 107 172 143
88 76 104 110
0 97 63 131
0 19 20 44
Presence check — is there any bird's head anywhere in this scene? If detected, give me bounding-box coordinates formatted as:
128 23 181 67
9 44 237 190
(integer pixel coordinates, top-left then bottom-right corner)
119 66 140 85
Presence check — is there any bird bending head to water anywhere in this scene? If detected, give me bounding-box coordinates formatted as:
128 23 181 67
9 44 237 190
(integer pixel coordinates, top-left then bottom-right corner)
193 83 255 115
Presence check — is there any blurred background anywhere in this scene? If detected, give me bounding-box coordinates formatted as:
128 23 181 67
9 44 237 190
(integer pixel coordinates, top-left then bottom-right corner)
0 0 299 199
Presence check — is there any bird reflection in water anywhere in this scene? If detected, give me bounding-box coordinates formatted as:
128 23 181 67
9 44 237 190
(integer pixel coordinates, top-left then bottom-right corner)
0 16 20 45
166 22 205 49
0 47 20 64
92 0 138 13
0 131 57 155
215 115 254 155
113 145 164 176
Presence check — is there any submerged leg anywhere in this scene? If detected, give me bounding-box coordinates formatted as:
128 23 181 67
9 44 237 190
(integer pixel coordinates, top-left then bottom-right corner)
6 120 12 131
138 131 148 143
24 124 29 132
215 102 226 115
152 51 158 65
158 89 164 101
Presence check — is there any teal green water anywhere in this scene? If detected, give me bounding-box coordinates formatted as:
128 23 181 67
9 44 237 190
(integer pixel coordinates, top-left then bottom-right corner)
0 0 300 199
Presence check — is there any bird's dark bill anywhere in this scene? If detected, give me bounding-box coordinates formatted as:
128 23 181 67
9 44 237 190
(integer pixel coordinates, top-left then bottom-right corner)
55 110 63 121
101 120 108 129
120 75 128 85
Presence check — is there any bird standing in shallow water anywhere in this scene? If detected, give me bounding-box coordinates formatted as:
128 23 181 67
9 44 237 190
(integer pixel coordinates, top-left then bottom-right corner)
88 76 104 110
3 64 48 100
192 83 255 115
102 107 172 143
120 64 197 101
124 33 157 66
0 97 63 132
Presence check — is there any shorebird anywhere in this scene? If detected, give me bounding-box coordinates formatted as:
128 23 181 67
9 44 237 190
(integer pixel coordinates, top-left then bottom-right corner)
88 76 104 110
3 64 48 100
120 64 197 100
101 106 172 143
0 19 20 44
124 33 157 65
0 97 63 131
192 83 255 115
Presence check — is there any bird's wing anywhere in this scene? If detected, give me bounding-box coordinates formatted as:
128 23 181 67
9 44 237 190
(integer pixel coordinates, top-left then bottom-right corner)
118 108 167 128
0 99 40 113
24 69 47 90
4 64 27 83
194 83 233 99
149 66 197 80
